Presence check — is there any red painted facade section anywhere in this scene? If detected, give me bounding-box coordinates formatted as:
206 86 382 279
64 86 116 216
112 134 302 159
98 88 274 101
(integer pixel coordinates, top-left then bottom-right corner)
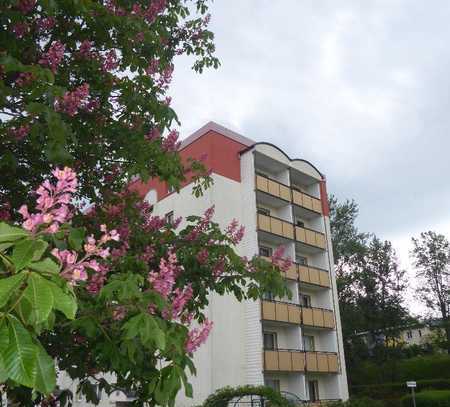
129 130 247 202
319 179 330 217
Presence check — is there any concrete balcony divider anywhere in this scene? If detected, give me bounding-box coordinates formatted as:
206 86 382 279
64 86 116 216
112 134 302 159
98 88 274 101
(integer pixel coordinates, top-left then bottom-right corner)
263 350 339 373
261 300 335 329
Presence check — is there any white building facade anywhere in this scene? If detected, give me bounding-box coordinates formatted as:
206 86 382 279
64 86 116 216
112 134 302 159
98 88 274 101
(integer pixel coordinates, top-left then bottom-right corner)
58 121 349 406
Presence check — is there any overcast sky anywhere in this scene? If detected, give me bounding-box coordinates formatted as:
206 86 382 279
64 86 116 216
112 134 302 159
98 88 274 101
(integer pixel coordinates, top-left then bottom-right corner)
170 1 450 315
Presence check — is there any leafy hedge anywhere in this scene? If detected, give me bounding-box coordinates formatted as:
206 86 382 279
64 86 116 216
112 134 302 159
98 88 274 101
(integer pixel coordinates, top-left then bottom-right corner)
401 390 450 407
352 379 450 400
201 386 293 407
326 397 384 407
350 355 450 386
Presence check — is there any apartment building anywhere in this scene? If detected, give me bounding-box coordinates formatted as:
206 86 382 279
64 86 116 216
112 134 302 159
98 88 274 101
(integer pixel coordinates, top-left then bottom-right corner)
57 121 348 406
134 121 349 405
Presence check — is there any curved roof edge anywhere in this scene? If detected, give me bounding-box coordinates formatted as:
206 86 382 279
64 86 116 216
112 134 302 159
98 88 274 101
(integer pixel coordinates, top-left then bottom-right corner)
240 142 324 179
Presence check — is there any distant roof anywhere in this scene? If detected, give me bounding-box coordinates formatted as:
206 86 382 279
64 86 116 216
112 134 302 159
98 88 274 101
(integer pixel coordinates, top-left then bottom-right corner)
179 121 255 150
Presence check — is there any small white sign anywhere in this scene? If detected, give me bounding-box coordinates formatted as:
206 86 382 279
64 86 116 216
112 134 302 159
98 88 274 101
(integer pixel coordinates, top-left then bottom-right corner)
406 381 417 388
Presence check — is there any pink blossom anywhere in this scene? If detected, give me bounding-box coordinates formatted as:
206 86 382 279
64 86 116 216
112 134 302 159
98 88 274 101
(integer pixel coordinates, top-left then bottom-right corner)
145 127 161 142
0 202 11 221
148 252 183 299
213 257 225 278
271 246 293 273
15 72 34 87
17 0 36 14
11 22 29 39
196 249 208 265
185 319 213 353
135 32 145 42
226 219 245 245
143 0 167 23
101 50 118 72
187 206 215 240
19 166 77 233
112 306 127 321
55 83 90 116
162 130 180 152
171 285 193 318
39 41 65 73
77 40 95 59
10 124 30 140
36 17 55 32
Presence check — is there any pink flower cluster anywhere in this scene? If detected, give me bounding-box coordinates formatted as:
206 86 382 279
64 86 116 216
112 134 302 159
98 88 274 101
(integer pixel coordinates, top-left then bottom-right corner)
162 130 181 152
39 41 65 73
271 246 293 273
55 83 90 116
17 0 36 14
36 17 55 32
0 202 11 221
10 124 30 140
171 285 193 319
11 22 29 39
101 49 118 72
185 319 213 353
186 206 215 241
15 72 34 87
148 251 183 299
52 224 119 286
226 219 245 245
131 0 167 23
145 59 173 90
19 167 77 233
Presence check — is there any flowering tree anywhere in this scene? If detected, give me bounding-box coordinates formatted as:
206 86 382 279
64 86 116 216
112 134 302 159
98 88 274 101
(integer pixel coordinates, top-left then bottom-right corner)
1 0 216 214
1 168 290 405
0 1 291 405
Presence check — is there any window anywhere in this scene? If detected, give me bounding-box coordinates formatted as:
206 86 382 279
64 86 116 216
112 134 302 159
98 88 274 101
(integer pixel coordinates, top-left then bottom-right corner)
406 330 413 339
256 171 269 179
308 380 319 402
259 246 273 257
263 291 274 301
264 379 280 392
167 184 175 193
263 332 278 350
299 293 312 308
257 207 271 216
303 335 315 351
296 254 308 265
295 218 305 228
419 329 422 337
165 211 174 224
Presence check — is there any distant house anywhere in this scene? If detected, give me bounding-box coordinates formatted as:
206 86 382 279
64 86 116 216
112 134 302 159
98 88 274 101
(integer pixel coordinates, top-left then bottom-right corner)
352 320 444 351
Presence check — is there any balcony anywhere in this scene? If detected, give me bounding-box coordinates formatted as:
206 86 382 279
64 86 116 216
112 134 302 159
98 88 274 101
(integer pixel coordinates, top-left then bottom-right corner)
292 188 322 217
260 256 298 280
298 265 330 288
261 301 335 329
263 350 339 373
295 226 326 252
256 174 291 202
257 213 294 241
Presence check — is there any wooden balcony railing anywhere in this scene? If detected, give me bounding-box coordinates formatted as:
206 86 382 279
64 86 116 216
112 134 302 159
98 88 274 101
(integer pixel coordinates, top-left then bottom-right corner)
256 175 291 202
295 226 326 250
257 213 294 240
292 189 322 214
298 265 330 288
261 300 335 329
255 174 323 215
263 350 339 373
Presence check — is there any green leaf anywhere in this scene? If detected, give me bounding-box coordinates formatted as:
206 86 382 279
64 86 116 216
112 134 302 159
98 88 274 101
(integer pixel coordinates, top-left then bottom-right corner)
0 223 28 243
11 239 42 271
32 240 48 261
49 283 77 319
23 273 54 323
29 258 60 275
68 227 85 251
0 273 27 308
0 321 9 382
4 316 37 388
0 242 14 252
33 345 56 394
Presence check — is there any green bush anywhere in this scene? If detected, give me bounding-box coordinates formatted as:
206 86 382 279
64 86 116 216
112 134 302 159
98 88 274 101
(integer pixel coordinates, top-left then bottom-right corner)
201 385 293 407
401 390 450 407
326 398 384 407
352 379 450 400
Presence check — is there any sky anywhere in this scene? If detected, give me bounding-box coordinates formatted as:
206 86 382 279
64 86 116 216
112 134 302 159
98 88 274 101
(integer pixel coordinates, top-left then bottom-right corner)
169 1 450 315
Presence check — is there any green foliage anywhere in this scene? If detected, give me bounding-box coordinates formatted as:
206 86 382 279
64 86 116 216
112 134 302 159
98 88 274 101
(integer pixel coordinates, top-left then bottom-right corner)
201 385 293 407
326 397 384 407
401 390 450 407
